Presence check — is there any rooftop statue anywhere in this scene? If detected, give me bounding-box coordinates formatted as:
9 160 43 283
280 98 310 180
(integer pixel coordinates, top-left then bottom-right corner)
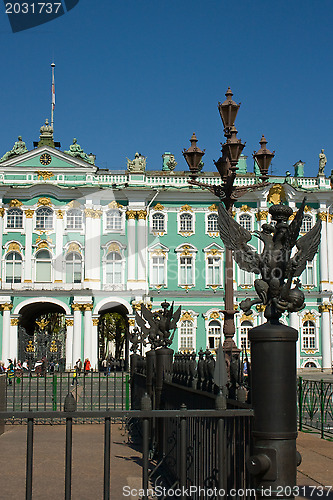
135 300 181 349
218 197 321 321
127 152 146 173
64 138 95 165
318 149 327 176
0 136 28 162
162 152 177 172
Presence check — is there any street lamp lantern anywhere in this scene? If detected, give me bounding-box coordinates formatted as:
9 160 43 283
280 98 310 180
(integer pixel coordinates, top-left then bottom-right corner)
182 133 205 179
218 87 241 136
253 135 275 180
222 126 246 171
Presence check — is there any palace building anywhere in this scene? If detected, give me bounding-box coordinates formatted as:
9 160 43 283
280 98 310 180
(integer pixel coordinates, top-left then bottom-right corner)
0 121 332 371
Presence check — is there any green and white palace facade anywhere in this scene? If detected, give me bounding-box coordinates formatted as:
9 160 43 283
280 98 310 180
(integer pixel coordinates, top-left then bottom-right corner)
0 122 332 371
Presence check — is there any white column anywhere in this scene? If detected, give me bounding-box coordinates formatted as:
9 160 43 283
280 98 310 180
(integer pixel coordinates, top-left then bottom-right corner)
0 210 4 287
54 210 64 282
320 303 332 371
290 312 300 369
91 316 99 371
72 304 82 365
83 304 93 362
318 210 329 290
65 317 74 370
1 304 12 362
9 316 19 362
24 210 34 282
137 210 147 282
126 210 136 285
84 208 101 287
327 215 333 290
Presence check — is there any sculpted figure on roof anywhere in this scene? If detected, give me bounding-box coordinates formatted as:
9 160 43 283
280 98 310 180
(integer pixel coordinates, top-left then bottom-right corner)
127 152 146 173
64 138 95 165
0 136 28 163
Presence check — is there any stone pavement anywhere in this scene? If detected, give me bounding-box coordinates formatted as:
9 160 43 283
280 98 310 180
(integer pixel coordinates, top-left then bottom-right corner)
0 424 332 499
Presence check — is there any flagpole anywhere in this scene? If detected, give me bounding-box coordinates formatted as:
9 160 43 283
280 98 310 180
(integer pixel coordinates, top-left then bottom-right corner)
51 62 55 129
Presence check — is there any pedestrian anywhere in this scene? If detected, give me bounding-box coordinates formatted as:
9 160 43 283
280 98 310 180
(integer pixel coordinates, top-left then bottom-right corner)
7 359 14 386
76 358 82 375
85 358 91 374
102 358 107 375
71 368 78 386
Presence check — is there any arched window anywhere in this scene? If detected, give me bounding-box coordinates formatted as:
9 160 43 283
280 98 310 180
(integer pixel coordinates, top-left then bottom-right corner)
179 213 193 232
208 320 221 349
239 214 252 231
152 213 165 232
106 210 122 231
179 320 194 350
5 251 22 283
240 321 252 350
67 209 83 230
302 321 316 350
65 252 82 283
207 213 218 232
106 251 122 284
36 207 53 230
300 215 312 233
35 249 52 282
7 208 23 229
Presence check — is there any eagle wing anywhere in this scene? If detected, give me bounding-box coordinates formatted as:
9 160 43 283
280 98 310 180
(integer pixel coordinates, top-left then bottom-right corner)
135 312 150 338
292 219 322 277
218 203 261 273
288 197 306 249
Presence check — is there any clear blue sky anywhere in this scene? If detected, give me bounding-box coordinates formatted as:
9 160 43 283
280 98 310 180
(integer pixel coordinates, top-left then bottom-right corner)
0 0 332 178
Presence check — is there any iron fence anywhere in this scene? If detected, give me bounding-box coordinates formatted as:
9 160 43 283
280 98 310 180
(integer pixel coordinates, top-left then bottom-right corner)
5 369 130 416
0 406 254 500
298 377 333 438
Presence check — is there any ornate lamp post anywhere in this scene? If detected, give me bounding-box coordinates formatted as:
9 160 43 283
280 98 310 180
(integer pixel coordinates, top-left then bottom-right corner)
184 88 272 355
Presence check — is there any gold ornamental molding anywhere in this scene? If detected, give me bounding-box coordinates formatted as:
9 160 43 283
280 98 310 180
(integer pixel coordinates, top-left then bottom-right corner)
57 210 64 219
179 231 193 237
302 312 316 323
9 199 23 208
304 349 316 354
25 209 34 218
289 212 296 221
126 210 137 220
67 200 81 209
256 304 266 312
37 197 52 207
108 200 123 209
36 318 49 330
49 340 58 353
137 210 147 220
206 248 222 257
267 184 286 205
208 203 218 212
11 318 20 326
319 303 331 313
180 204 193 212
107 242 121 253
2 303 13 311
255 210 268 221
318 212 327 222
35 171 54 181
85 208 102 218
81 303 94 311
240 205 251 212
153 203 165 211
304 205 312 213
92 318 99 326
180 311 194 322
67 242 81 254
128 319 135 327
151 248 166 256
65 319 74 327
37 241 49 249
328 214 333 223
209 311 220 320
180 245 192 256
71 302 82 312
7 242 21 253
26 340 35 353
240 313 254 323
234 304 239 311
0 207 4 217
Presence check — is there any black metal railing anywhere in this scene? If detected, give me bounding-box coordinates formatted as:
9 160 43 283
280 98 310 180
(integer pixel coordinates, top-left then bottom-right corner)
5 370 130 416
0 406 254 500
298 377 333 438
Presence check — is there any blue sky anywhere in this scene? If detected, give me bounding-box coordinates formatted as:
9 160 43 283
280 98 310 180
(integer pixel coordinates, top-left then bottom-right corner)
0 0 332 178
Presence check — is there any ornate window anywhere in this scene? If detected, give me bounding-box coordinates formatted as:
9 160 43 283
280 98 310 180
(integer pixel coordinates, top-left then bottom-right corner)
66 209 83 230
106 210 122 231
179 320 194 350
176 244 197 288
207 213 218 233
240 321 252 350
151 255 166 285
7 208 23 229
301 260 315 287
36 207 53 230
239 267 253 286
207 320 221 349
302 321 316 350
105 251 122 284
179 213 193 232
5 251 22 283
207 255 222 286
65 252 82 283
35 249 52 282
152 213 165 232
300 215 312 233
239 214 252 231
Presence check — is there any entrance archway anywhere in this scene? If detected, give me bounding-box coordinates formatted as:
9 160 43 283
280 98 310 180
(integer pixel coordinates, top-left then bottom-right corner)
96 302 130 369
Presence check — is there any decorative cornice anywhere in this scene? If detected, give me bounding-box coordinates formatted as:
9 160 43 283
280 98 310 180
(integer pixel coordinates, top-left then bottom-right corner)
65 319 74 327
35 171 54 181
67 242 81 253
24 209 34 218
208 203 218 212
126 210 137 220
180 245 192 256
9 199 23 208
107 242 120 253
36 241 49 249
37 197 52 207
153 203 165 211
180 204 193 212
151 249 166 256
255 210 268 221
180 311 194 322
85 208 102 218
206 248 222 256
209 311 220 320
11 318 19 326
302 312 316 322
137 209 147 220
57 210 64 219
7 242 21 253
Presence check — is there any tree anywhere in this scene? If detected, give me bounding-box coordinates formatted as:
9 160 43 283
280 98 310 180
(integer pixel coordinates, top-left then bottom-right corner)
98 312 127 360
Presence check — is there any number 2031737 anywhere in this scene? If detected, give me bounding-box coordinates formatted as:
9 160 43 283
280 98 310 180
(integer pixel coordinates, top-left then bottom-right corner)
5 3 62 14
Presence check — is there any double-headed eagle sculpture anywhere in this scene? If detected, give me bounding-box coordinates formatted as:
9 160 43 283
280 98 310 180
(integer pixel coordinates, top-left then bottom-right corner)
218 198 322 321
135 300 181 349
